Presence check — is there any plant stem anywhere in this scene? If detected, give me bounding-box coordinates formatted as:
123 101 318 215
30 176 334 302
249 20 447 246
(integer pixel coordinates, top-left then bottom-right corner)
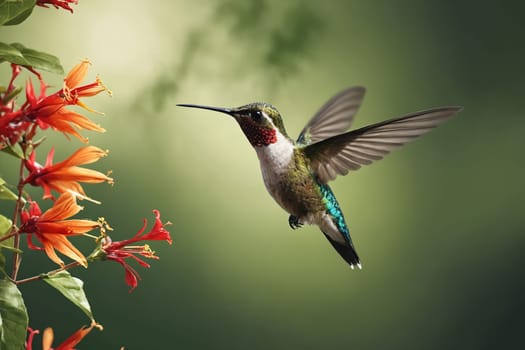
11 145 26 281
0 231 16 244
83 233 99 240
15 261 81 285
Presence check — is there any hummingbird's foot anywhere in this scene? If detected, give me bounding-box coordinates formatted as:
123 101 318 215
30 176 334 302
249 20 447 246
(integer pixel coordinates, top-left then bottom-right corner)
288 215 303 230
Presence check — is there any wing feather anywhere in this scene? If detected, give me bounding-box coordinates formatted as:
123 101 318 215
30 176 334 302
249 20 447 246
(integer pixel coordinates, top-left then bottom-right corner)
297 87 366 144
304 106 463 183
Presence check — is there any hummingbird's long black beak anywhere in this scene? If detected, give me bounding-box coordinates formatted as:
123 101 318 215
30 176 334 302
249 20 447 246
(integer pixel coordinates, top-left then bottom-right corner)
177 104 232 116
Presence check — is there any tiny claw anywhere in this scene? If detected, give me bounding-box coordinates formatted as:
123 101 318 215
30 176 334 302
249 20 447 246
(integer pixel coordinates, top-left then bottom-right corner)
288 215 303 230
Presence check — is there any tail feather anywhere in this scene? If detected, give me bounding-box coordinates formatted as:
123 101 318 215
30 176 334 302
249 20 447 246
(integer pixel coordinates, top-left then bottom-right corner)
323 232 362 269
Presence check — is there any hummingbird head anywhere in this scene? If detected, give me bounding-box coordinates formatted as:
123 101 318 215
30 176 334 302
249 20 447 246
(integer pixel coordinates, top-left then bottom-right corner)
177 102 289 147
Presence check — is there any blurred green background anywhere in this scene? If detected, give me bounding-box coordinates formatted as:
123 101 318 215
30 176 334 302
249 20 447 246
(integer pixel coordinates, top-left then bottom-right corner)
1 0 524 348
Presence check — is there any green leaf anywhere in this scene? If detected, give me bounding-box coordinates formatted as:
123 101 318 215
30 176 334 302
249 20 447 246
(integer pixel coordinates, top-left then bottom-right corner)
0 214 12 277
0 178 17 201
1 85 22 105
3 6 33 25
43 271 94 320
0 0 36 26
0 42 29 66
0 185 18 201
0 186 16 201
0 142 24 159
11 43 63 74
0 280 28 350
0 42 63 73
0 251 6 277
0 244 21 253
0 215 11 235
0 215 13 249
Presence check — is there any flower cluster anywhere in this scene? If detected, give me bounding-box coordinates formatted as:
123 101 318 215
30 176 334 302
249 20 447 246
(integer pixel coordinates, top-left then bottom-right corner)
24 146 114 201
1 1 175 349
91 210 172 292
20 192 100 267
1 57 173 348
1 60 107 146
1 59 173 286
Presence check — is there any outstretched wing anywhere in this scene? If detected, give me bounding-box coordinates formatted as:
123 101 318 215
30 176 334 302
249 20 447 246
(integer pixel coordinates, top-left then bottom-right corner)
297 86 366 145
304 106 463 183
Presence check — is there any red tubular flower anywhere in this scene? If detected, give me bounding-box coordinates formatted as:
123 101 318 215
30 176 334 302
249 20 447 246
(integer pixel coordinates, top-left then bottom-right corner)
25 60 109 142
37 0 78 13
24 146 113 200
20 192 100 267
97 210 172 292
1 65 29 145
25 328 40 350
1 61 108 145
0 109 25 146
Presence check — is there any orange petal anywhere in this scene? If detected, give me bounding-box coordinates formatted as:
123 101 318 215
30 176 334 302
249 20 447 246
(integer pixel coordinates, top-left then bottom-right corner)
43 114 89 143
53 146 108 168
38 219 99 235
41 238 65 267
40 192 82 221
42 234 88 267
76 77 109 97
43 180 87 197
42 327 54 350
40 106 105 142
51 167 113 183
60 219 100 233
53 109 105 132
64 59 90 90
56 322 102 350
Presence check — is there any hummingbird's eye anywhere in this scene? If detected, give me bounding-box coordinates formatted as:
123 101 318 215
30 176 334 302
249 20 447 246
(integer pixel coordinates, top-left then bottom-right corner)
251 110 263 121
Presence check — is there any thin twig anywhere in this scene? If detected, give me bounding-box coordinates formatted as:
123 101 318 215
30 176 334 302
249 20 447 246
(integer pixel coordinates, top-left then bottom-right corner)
0 231 16 244
15 261 81 285
10 149 27 281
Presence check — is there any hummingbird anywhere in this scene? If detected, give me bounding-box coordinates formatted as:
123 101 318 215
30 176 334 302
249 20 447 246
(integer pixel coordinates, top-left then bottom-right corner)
178 87 461 269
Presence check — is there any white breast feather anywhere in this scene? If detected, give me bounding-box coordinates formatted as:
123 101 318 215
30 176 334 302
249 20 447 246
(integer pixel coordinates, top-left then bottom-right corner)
254 130 294 203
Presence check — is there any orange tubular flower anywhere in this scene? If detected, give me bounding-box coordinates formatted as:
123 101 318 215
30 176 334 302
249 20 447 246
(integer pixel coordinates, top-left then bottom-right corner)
25 60 110 142
20 192 100 267
42 322 102 350
24 146 113 200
